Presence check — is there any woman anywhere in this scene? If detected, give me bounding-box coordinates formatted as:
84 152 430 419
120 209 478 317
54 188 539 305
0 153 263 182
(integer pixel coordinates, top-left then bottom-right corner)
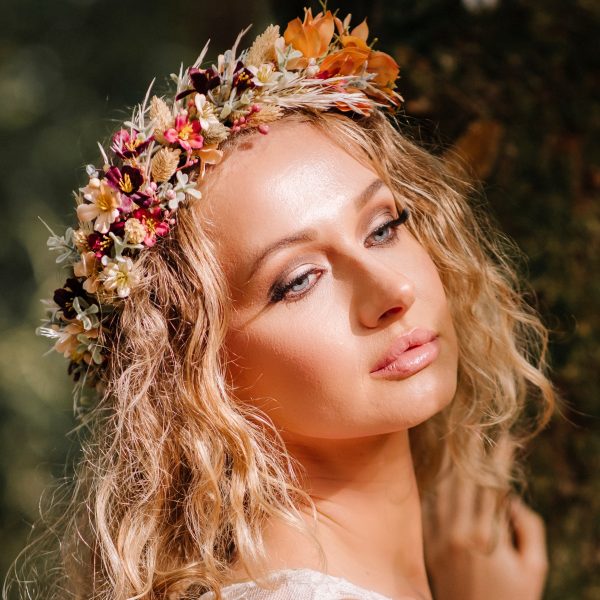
19 7 554 600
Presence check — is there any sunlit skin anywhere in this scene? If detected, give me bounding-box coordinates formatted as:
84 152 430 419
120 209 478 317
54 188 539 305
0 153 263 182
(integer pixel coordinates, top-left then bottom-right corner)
198 120 459 599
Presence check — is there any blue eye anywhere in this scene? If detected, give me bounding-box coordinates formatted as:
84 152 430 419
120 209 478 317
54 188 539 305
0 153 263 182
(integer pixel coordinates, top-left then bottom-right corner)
371 225 394 243
289 272 314 293
269 270 321 303
367 207 409 247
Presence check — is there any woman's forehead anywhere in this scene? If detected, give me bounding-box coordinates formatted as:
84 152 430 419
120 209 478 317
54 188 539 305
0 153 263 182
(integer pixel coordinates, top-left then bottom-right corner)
198 121 382 251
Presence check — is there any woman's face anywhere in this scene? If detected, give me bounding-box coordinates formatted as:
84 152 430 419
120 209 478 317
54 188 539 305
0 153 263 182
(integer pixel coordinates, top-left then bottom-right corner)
199 120 458 440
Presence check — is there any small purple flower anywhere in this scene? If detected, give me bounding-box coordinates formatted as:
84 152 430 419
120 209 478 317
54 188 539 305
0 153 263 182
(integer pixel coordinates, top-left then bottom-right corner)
111 129 152 159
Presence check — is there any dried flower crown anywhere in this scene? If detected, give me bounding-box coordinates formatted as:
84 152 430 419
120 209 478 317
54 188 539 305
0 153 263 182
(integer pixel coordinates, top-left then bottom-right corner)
37 7 402 402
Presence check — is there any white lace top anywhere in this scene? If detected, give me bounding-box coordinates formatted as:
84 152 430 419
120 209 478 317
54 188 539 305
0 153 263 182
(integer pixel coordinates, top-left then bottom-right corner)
198 569 393 600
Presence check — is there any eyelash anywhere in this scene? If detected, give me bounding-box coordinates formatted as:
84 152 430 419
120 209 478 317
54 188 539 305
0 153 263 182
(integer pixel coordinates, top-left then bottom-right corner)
269 207 410 304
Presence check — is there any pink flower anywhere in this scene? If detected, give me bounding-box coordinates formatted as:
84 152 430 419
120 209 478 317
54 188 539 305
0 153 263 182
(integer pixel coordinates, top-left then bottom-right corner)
164 114 204 152
132 207 170 247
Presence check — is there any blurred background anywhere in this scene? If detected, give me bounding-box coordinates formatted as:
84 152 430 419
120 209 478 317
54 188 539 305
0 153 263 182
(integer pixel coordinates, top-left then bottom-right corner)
0 0 598 598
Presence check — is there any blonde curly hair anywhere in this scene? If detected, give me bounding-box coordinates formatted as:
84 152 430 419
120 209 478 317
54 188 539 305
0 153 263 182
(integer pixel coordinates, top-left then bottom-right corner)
7 109 555 600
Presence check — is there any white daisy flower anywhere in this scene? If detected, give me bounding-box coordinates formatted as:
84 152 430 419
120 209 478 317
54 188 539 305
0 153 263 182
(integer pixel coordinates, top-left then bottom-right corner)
100 257 138 298
76 178 121 234
194 93 221 131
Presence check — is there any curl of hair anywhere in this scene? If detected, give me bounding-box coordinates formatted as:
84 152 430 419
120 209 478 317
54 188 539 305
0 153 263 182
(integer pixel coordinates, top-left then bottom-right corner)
8 109 556 599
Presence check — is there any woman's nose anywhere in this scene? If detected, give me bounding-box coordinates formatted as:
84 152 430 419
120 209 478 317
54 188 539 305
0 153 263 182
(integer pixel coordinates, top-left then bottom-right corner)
348 255 416 329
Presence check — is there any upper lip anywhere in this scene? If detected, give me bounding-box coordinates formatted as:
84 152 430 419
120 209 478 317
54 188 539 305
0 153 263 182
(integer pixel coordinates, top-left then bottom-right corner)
370 328 438 373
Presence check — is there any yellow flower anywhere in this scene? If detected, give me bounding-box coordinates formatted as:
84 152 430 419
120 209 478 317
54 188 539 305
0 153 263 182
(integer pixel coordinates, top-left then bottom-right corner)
254 63 278 84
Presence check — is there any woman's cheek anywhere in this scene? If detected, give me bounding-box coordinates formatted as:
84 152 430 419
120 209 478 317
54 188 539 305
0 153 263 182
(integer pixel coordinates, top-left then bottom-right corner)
226 312 354 426
250 317 341 390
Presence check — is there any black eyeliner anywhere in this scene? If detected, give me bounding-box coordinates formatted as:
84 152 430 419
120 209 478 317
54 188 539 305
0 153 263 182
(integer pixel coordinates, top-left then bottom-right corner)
388 207 409 228
269 281 288 303
269 270 311 303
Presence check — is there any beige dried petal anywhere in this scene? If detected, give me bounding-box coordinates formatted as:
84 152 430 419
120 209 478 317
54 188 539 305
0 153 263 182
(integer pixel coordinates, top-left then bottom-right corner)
153 129 167 145
245 24 280 66
73 251 97 278
250 104 284 125
202 121 230 145
149 96 173 131
72 228 89 252
124 218 147 244
198 147 223 166
151 148 181 182
230 110 249 122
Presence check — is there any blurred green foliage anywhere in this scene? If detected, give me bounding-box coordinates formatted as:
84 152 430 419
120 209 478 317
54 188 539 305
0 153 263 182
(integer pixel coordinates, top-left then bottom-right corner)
0 0 597 598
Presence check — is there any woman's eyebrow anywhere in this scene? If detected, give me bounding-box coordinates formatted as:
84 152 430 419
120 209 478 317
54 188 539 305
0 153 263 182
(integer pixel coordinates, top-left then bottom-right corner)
245 178 385 280
355 178 385 211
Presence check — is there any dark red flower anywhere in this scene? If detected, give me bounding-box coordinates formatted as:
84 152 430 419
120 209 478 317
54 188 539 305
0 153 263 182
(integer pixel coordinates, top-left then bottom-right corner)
104 165 149 209
176 67 221 100
232 62 256 92
105 165 143 195
87 232 114 259
109 220 126 237
53 277 87 319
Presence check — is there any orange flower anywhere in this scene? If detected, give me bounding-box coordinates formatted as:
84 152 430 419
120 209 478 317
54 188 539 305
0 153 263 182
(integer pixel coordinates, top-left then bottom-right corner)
340 34 370 53
284 8 335 60
54 321 100 360
320 16 393 84
349 18 369 41
367 50 400 89
319 45 370 78
73 251 100 293
335 97 373 116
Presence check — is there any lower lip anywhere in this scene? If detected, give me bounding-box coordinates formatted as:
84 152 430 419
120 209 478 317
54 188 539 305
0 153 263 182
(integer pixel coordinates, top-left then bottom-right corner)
371 338 440 379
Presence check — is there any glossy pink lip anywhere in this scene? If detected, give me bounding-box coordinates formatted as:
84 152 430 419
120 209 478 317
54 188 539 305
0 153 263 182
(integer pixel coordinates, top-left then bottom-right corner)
370 328 439 379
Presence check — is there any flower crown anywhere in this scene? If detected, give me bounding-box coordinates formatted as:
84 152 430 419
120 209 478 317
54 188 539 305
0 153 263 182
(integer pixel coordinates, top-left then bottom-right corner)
37 7 402 402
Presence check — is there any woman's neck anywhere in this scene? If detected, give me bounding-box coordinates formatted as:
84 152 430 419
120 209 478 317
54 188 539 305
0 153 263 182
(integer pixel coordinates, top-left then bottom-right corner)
260 430 432 600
